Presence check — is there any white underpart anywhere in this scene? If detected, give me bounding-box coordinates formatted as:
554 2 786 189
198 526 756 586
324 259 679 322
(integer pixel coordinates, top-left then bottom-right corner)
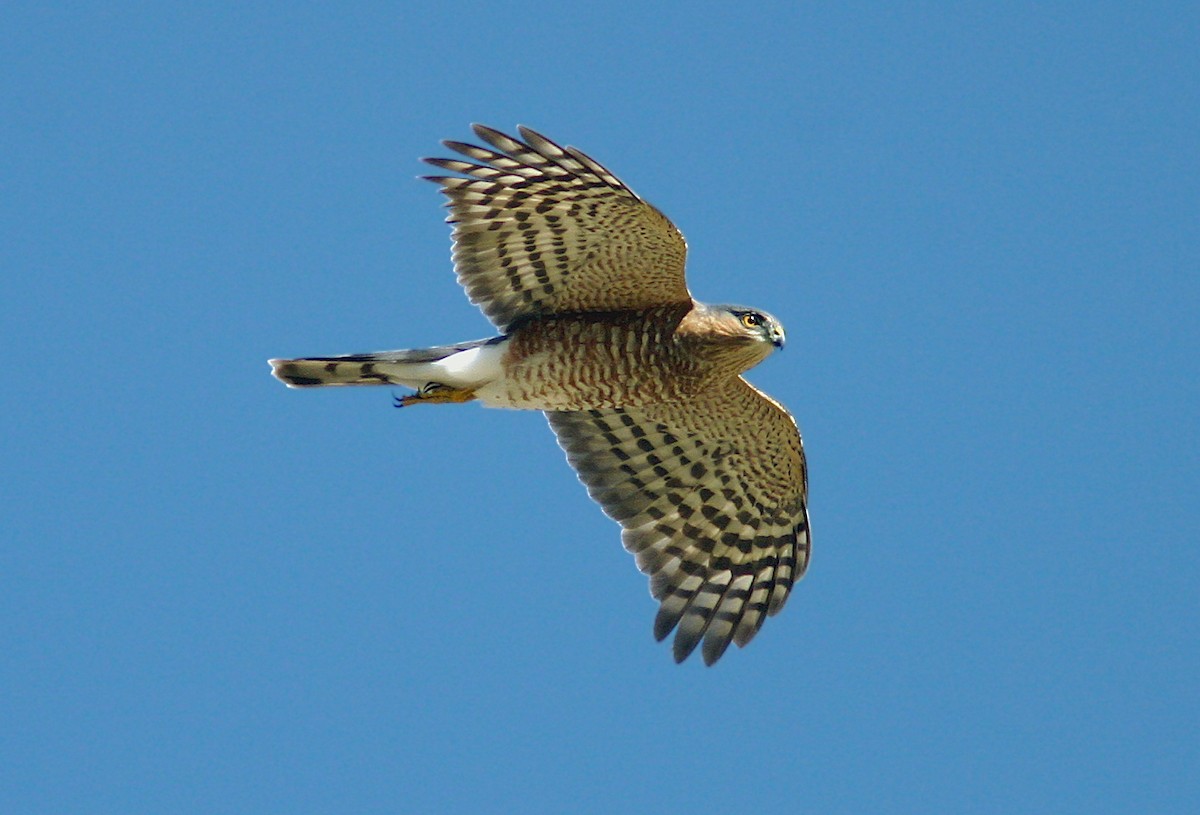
357 339 510 399
433 342 506 386
358 340 504 390
384 343 505 390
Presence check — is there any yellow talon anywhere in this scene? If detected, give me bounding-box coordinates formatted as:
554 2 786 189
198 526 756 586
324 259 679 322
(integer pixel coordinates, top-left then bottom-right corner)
396 384 478 407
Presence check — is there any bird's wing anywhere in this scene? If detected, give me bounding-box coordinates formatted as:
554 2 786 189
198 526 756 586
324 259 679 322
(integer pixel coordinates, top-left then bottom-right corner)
424 125 691 331
546 377 809 664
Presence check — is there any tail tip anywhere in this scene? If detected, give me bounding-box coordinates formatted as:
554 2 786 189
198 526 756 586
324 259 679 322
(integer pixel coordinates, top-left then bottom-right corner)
268 358 324 388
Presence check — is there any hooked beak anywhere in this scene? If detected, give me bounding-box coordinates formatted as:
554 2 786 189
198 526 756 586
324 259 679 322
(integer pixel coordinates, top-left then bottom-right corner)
771 326 786 350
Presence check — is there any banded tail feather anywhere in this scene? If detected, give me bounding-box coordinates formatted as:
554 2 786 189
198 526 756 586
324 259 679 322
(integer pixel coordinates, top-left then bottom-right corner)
269 338 505 389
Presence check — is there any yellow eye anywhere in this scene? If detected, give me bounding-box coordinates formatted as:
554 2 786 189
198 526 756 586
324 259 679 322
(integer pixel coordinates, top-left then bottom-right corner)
741 313 763 328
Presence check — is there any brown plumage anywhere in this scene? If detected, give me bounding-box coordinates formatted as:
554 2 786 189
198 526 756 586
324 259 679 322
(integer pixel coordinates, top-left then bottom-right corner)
270 125 809 665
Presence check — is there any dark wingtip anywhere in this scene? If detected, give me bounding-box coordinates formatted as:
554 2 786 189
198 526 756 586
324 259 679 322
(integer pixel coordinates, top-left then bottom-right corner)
672 633 699 664
652 606 677 642
515 124 549 144
440 140 475 155
471 122 505 142
701 636 731 666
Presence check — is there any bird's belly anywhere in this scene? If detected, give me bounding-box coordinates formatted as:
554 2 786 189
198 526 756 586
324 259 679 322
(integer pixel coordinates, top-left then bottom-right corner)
475 348 692 411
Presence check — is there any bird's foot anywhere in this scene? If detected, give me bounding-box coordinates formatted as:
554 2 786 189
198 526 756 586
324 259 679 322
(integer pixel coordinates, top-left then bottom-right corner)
394 383 477 408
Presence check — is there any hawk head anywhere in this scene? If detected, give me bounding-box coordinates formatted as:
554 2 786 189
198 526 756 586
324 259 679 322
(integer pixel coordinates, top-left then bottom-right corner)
683 303 786 375
724 306 786 350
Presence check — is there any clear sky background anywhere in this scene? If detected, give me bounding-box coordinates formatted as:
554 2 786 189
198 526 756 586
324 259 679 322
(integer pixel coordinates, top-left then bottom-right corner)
3 2 1197 813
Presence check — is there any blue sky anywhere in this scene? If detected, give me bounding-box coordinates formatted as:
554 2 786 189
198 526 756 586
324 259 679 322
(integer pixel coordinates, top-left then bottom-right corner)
3 2 1197 812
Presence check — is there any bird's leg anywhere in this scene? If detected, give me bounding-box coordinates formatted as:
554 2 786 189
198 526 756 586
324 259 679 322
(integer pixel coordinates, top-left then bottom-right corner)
394 382 478 408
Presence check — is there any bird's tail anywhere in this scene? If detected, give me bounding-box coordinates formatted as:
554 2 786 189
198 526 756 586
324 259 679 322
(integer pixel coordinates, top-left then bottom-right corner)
269 338 504 389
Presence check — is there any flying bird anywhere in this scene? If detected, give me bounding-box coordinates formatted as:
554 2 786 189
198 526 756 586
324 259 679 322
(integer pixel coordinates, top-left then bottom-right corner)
270 125 810 664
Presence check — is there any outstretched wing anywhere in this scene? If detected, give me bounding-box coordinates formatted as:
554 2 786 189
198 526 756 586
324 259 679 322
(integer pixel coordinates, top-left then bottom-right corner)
424 125 691 331
547 378 810 665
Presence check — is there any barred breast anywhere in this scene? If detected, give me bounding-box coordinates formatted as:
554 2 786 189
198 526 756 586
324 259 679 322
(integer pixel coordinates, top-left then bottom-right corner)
476 310 700 410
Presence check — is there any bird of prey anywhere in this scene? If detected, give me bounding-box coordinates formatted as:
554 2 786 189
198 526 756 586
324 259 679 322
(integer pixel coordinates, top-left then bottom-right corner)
270 125 810 664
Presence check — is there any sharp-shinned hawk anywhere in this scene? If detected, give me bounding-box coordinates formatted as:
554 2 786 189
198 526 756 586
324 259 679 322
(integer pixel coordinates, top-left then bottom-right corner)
270 125 810 665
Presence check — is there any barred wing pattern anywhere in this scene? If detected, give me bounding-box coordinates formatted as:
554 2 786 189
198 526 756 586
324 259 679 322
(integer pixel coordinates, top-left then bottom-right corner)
547 378 810 665
424 125 691 331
